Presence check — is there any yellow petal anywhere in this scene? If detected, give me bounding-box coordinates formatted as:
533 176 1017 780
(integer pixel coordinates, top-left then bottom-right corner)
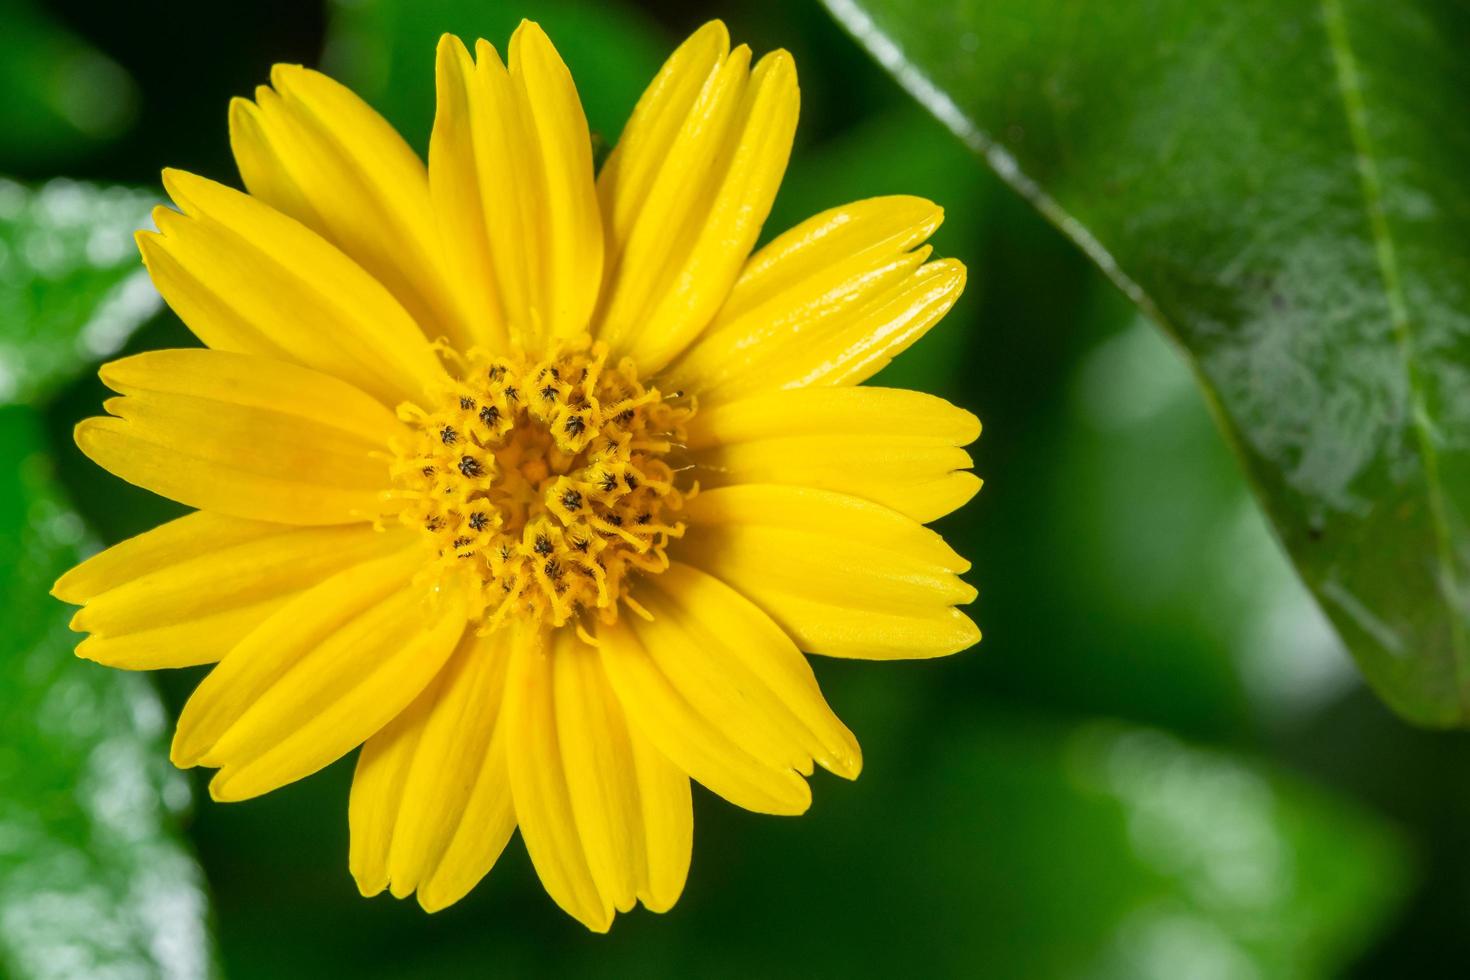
139 169 446 406
348 675 427 899
596 24 798 372
554 634 640 913
687 385 981 523
227 91 321 235
101 348 403 444
206 604 466 802
641 563 861 778
508 22 604 346
348 630 516 907
553 633 641 913
598 615 812 816
416 735 516 913
427 35 507 351
680 485 980 659
230 66 472 351
625 717 692 913
596 21 728 241
77 349 398 525
173 552 417 765
717 196 943 326
59 510 412 669
75 603 289 671
504 627 612 932
170 547 464 801
389 631 513 901
54 509 280 602
428 27 603 353
553 631 693 916
671 195 964 402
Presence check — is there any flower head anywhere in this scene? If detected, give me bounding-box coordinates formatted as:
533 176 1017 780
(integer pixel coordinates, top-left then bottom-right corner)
52 20 980 931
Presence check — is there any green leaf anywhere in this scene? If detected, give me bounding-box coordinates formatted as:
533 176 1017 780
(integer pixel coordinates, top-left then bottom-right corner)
0 177 159 406
965 718 1410 979
821 0 1470 726
0 406 215 979
322 0 669 154
907 718 1410 978
0 0 139 169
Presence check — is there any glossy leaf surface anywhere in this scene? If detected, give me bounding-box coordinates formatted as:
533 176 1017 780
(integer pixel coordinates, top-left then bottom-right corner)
822 0 1470 725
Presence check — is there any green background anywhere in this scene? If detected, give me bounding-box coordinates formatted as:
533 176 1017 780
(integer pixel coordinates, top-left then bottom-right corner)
4 0 1470 975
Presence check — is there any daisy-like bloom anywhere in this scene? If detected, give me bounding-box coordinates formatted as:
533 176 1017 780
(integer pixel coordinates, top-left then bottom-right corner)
52 21 979 930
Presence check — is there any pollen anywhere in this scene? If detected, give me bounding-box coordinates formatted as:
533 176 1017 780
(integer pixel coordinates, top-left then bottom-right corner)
389 337 695 632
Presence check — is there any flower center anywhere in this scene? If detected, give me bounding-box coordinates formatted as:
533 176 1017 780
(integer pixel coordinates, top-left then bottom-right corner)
390 337 694 633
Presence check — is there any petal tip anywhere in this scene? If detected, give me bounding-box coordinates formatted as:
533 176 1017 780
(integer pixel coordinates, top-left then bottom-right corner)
52 571 84 605
415 880 460 915
267 62 308 92
169 726 204 772
158 165 190 190
473 37 504 65
511 17 546 40
74 636 102 663
227 98 264 149
937 256 968 289
414 891 445 914
957 612 982 650
95 355 132 391
574 907 615 934
158 168 210 214
73 416 109 456
824 745 863 782
435 32 468 57
206 772 236 803
65 607 91 636
352 871 388 899
753 47 799 93
638 896 678 915
957 409 983 445
696 19 730 41
679 20 730 63
140 206 176 240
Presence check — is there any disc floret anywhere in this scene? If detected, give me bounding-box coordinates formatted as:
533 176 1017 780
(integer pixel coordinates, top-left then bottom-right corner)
390 337 694 632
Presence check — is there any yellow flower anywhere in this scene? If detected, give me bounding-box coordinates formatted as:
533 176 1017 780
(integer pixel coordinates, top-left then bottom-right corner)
51 20 979 931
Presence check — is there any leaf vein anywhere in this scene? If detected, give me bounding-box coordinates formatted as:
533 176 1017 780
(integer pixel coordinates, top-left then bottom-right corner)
1320 0 1470 713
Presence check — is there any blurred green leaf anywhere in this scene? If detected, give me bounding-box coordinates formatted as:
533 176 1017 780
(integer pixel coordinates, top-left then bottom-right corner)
0 170 208 977
1058 314 1359 723
0 177 159 406
0 406 214 979
323 0 669 153
692 713 1410 979
953 718 1410 979
822 0 1470 727
0 0 139 169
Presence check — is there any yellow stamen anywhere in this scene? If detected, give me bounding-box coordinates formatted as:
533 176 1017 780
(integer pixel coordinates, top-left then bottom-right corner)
389 336 695 631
